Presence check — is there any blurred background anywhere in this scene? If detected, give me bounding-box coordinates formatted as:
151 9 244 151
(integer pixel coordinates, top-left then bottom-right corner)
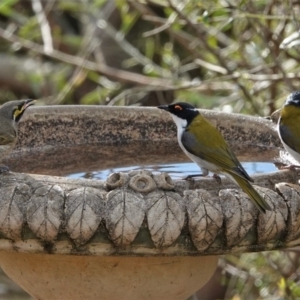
0 0 300 299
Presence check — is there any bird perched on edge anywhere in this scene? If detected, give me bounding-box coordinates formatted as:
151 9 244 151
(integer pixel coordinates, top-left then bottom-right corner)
0 99 35 173
278 91 300 164
158 102 271 214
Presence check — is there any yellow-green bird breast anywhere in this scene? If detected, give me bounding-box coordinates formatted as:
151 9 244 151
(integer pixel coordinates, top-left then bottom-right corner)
280 105 300 134
280 105 300 152
181 113 254 183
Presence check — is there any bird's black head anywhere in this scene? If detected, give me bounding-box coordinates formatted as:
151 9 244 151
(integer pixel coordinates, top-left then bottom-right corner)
158 102 199 124
285 91 300 107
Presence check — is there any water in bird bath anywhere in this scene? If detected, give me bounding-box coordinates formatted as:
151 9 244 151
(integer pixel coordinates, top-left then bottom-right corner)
7 141 281 178
67 161 278 180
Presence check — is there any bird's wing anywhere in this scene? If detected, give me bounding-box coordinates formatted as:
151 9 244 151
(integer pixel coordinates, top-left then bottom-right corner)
181 130 253 182
279 124 300 153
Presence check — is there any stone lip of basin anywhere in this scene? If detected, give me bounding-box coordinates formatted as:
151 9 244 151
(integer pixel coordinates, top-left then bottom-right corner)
7 105 281 175
0 105 297 257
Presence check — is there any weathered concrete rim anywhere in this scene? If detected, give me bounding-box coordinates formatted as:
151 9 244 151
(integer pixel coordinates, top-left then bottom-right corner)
7 105 282 175
18 105 280 148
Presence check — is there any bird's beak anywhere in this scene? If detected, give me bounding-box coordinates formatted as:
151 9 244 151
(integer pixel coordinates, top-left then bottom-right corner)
22 99 36 111
158 105 170 112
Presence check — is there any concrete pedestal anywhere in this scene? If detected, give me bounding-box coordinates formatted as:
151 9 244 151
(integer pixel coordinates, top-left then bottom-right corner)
0 252 218 300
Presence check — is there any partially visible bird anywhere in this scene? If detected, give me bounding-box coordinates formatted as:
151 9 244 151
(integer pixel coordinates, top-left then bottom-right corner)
278 91 300 164
158 102 271 213
0 99 35 173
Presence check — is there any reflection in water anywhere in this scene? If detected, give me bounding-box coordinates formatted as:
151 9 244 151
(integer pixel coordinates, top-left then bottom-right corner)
67 162 278 180
6 141 281 177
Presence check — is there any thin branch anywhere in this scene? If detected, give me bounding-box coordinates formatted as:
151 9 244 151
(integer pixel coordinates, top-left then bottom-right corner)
31 0 53 54
194 59 228 75
239 72 300 81
244 4 294 93
96 19 170 78
0 27 177 88
142 3 178 37
130 1 219 72
168 0 262 114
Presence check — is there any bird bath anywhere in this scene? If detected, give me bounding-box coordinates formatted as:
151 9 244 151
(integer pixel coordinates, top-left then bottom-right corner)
0 105 299 300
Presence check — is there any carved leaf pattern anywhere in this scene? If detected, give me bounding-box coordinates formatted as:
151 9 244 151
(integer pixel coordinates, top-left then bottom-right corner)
257 187 288 245
0 183 30 240
275 183 300 243
219 189 256 247
27 184 64 242
146 191 185 248
65 187 105 245
185 190 223 251
0 170 297 255
106 189 145 246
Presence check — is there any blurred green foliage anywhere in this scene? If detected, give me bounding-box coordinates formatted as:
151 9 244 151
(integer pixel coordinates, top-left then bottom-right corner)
0 0 298 114
221 251 300 299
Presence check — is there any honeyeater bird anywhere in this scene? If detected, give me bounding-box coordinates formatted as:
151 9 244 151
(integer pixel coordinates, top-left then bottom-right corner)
278 91 300 164
0 99 35 173
158 102 271 214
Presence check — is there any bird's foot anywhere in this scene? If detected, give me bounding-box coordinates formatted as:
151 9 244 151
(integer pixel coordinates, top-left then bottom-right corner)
0 165 10 174
279 164 300 171
184 173 221 182
184 174 205 180
213 173 222 184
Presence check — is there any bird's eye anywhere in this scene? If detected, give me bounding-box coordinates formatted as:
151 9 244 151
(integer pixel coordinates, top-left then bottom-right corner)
174 105 182 111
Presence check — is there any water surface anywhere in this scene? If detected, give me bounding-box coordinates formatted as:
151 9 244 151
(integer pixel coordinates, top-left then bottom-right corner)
67 162 278 180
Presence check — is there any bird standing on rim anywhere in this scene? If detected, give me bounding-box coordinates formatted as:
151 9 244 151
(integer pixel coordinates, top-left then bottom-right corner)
0 99 35 173
158 102 271 214
278 91 300 165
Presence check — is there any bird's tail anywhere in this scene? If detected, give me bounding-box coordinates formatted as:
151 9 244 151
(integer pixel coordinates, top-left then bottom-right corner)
229 173 271 213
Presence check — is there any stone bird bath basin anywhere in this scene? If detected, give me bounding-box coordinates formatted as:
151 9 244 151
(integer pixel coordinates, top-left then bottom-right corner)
0 105 299 300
